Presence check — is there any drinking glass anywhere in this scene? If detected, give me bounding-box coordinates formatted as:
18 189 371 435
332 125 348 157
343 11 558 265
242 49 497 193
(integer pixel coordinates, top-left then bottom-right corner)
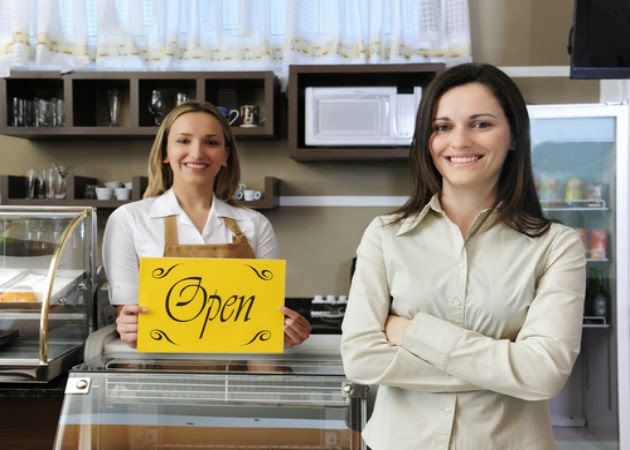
52 98 64 126
107 90 121 126
52 163 68 199
176 92 189 106
12 97 24 127
148 90 167 126
25 168 37 199
42 167 56 199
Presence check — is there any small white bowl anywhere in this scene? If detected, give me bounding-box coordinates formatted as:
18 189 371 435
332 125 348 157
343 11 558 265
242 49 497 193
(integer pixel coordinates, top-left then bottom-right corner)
114 187 131 200
95 187 113 200
123 181 133 189
104 181 122 189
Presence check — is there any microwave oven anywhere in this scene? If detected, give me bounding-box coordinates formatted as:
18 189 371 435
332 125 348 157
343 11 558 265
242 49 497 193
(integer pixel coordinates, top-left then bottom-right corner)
304 86 422 146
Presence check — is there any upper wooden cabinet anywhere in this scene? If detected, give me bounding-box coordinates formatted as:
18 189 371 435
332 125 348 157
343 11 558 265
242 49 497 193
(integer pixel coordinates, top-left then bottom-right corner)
288 63 445 161
0 71 279 139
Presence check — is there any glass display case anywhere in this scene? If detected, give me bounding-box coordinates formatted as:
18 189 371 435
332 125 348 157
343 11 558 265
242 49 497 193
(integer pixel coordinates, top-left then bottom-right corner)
0 206 97 383
54 329 365 450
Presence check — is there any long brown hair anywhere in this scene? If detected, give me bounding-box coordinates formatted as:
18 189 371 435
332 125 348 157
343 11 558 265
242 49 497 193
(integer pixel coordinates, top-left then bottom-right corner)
393 63 550 237
144 101 241 203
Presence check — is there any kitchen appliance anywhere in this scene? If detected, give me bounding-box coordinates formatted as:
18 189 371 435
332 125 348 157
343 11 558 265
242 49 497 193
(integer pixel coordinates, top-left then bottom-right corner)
53 298 367 450
528 104 629 450
304 86 422 146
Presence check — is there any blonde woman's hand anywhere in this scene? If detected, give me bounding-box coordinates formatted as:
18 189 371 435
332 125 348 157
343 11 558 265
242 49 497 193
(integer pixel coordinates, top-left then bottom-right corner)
115 304 148 348
279 306 312 348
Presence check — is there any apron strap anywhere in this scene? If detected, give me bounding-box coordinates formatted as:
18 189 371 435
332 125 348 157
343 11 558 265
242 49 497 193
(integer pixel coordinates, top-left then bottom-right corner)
164 215 246 245
223 217 247 245
164 215 179 246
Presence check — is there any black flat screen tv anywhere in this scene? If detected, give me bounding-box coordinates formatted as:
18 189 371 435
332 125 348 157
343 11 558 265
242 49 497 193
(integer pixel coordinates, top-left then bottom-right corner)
569 0 630 79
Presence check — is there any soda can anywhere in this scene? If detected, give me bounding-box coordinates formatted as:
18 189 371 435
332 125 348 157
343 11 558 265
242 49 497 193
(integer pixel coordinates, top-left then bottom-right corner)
575 228 588 253
540 178 560 206
590 229 607 260
564 178 582 206
585 182 604 207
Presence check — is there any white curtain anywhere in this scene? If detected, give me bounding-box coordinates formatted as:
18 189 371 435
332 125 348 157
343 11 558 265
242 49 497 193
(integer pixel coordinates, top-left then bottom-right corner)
0 0 471 87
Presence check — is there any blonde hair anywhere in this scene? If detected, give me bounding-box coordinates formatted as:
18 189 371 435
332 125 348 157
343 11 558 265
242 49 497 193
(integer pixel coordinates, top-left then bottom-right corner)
144 101 241 203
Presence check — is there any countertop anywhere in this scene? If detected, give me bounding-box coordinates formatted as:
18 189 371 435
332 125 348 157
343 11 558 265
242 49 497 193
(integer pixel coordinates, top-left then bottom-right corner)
0 372 68 398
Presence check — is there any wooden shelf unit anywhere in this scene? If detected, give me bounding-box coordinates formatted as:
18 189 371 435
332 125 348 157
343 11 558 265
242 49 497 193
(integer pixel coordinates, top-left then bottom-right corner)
1 71 280 139
0 175 280 210
287 63 445 161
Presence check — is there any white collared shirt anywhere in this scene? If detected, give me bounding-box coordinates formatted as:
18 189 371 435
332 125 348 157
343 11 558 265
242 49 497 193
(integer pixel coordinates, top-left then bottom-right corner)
341 195 586 450
102 189 278 305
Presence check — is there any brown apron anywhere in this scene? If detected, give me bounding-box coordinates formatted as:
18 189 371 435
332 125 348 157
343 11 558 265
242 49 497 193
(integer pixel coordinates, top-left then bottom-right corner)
163 215 255 258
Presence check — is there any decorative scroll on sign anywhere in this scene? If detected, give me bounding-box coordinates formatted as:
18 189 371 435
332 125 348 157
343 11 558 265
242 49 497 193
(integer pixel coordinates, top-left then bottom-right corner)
137 257 286 353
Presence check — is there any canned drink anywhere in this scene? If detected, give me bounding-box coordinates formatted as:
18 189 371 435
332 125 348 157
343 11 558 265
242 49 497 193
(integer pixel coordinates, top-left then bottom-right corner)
564 178 582 205
575 228 588 252
540 178 560 206
590 229 607 260
585 182 604 207
534 178 541 197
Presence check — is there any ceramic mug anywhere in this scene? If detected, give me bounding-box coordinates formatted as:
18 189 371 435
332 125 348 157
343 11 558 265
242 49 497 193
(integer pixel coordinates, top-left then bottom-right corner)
217 106 239 126
239 104 259 127
95 187 113 200
243 189 257 201
114 187 131 200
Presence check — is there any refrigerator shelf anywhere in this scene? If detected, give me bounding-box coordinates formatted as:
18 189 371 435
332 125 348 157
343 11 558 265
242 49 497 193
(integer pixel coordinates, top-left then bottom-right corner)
582 316 609 328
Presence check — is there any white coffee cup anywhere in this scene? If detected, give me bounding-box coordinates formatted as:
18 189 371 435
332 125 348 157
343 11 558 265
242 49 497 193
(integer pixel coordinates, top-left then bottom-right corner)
243 189 257 201
104 181 123 189
114 187 131 200
95 187 113 200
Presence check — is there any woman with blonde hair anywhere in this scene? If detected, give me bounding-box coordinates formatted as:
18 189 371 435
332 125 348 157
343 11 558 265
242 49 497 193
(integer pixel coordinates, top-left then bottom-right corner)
103 101 311 349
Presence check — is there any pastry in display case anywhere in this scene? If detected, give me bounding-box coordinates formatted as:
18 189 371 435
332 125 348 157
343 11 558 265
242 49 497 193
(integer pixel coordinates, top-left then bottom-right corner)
0 206 97 383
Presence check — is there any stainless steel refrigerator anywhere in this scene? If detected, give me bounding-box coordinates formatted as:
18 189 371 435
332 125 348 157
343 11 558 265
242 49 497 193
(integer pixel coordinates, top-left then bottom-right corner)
529 103 629 450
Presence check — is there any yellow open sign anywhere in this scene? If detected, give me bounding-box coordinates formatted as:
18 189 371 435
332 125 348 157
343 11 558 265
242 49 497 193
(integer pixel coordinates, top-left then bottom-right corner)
137 257 286 353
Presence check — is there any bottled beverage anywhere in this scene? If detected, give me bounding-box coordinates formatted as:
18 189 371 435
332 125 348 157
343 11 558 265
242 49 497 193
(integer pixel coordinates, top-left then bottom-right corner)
585 267 609 320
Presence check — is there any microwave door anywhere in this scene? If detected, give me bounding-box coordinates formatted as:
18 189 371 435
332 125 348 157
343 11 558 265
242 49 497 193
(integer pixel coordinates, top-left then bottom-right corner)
305 87 397 146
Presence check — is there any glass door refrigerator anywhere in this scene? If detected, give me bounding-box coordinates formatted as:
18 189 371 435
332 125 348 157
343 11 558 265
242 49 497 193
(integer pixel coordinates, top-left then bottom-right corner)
528 103 629 450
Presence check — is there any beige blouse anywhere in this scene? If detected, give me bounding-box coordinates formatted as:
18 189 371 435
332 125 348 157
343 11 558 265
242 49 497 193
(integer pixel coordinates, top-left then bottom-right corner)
341 195 586 450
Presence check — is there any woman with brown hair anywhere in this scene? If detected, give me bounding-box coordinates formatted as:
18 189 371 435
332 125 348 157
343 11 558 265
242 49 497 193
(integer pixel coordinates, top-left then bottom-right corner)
341 63 586 450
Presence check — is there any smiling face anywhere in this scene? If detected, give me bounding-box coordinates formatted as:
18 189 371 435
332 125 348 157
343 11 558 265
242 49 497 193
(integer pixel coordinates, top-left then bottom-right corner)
429 82 513 201
163 111 228 195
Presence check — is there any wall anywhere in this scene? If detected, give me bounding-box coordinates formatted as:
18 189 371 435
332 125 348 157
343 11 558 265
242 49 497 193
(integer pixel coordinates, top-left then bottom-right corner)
0 0 606 297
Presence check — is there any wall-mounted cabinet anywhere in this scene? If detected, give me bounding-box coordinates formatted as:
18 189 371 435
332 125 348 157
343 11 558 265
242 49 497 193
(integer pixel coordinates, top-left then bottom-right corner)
287 63 445 161
0 71 279 139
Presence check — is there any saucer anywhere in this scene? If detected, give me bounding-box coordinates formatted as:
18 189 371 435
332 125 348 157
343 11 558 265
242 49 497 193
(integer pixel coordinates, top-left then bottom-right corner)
239 124 258 128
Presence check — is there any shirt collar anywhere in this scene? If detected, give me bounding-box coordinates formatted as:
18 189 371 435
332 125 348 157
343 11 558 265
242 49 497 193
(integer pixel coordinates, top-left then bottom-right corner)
396 194 441 236
148 189 181 218
396 194 500 236
148 189 238 220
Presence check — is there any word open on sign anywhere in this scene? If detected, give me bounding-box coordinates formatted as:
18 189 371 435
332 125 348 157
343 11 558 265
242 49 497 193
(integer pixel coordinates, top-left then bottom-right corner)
137 257 286 353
